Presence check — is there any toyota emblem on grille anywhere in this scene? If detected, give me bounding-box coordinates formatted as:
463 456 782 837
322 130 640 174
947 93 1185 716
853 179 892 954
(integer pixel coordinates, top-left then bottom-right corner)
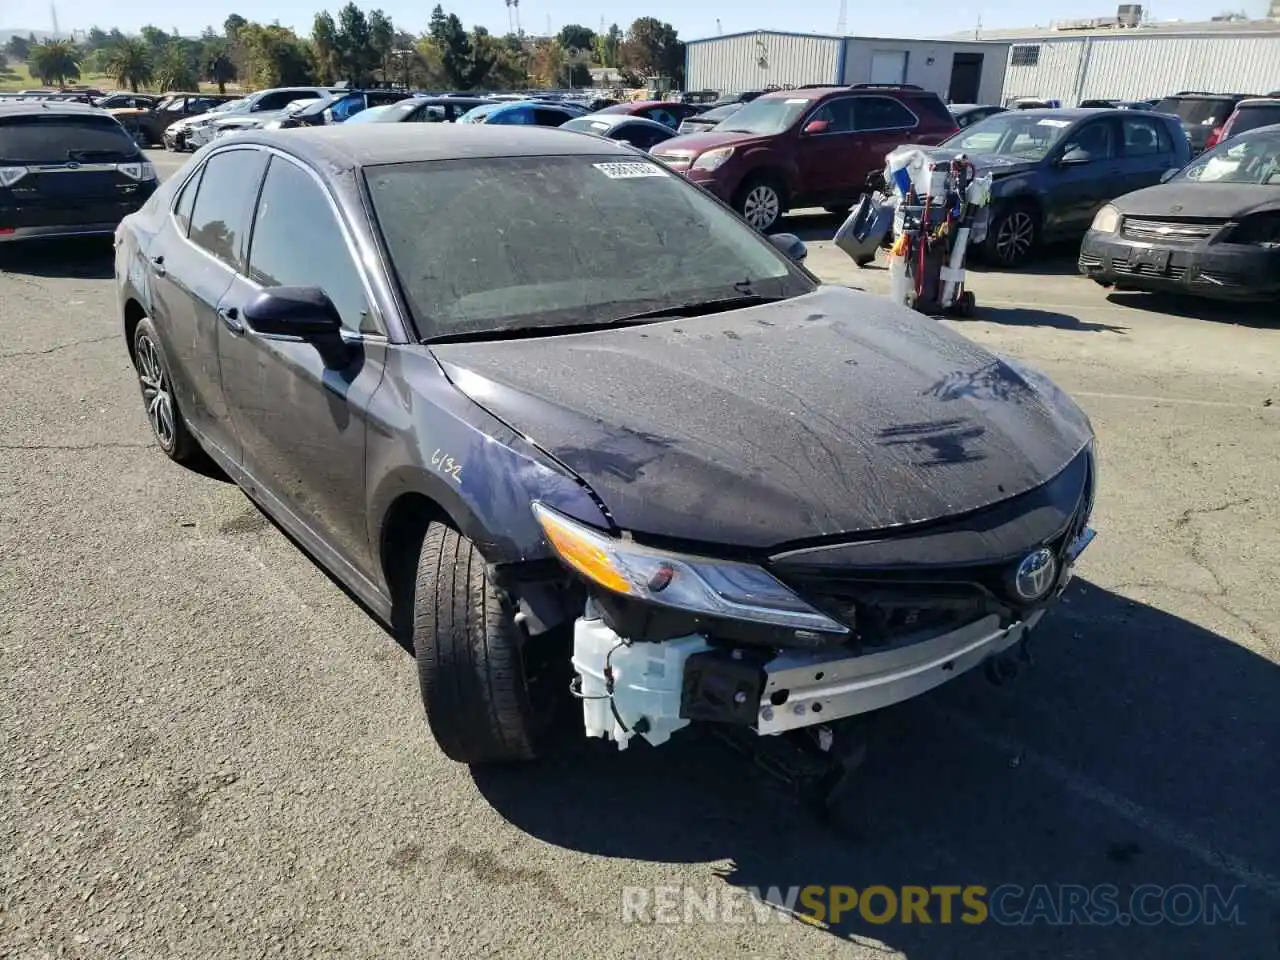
1013 548 1058 601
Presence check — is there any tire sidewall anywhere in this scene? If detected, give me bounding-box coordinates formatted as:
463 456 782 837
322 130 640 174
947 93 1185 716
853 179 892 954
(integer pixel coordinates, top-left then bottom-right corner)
132 316 179 455
985 201 1039 267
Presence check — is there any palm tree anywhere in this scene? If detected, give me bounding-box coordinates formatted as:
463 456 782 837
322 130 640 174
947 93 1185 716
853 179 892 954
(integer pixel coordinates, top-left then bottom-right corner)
29 41 81 87
103 38 153 93
204 51 237 94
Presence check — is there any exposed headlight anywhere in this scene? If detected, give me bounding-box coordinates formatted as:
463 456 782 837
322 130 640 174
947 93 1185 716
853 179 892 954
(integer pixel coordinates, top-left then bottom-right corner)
0 166 29 187
1226 212 1280 247
532 503 848 636
262 119 284 130
690 146 734 172
117 161 156 182
1091 203 1120 233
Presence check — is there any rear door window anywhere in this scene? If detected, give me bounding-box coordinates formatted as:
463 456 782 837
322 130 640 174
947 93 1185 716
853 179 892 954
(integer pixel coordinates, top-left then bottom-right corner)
186 148 269 272
1232 104 1280 135
533 108 570 127
853 96 917 132
1121 115 1171 156
0 114 140 163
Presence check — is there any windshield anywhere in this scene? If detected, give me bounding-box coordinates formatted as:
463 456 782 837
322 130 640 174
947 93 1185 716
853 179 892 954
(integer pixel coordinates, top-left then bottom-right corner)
0 115 140 163
1175 129 1280 184
943 112 1072 159
1230 104 1280 135
715 96 812 135
365 155 811 339
458 103 505 123
1154 97 1232 126
699 104 742 124
561 117 615 135
346 103 397 124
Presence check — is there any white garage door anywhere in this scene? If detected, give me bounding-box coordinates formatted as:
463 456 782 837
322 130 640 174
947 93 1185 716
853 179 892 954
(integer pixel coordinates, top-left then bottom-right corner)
870 50 908 85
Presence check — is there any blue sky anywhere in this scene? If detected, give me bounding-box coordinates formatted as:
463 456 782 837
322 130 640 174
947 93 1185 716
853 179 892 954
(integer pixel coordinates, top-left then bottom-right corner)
1 0 1265 43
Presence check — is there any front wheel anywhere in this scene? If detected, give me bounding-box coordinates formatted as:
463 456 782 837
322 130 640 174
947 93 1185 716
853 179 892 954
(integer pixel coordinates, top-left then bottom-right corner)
735 177 784 232
983 202 1039 268
412 522 549 765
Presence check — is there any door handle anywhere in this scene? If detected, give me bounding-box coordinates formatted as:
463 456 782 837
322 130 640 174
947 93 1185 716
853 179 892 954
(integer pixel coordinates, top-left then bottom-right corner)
149 255 166 276
218 305 244 334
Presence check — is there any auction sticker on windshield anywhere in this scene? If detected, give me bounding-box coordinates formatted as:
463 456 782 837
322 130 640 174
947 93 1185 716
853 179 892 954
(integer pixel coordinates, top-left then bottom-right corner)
593 161 668 179
1037 119 1072 127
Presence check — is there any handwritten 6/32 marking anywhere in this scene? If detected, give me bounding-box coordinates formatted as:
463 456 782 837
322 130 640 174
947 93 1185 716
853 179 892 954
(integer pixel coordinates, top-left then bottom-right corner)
431 449 463 484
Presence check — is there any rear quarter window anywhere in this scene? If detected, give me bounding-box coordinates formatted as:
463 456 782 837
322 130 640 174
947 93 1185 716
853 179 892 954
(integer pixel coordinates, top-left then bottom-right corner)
910 93 958 126
0 114 139 163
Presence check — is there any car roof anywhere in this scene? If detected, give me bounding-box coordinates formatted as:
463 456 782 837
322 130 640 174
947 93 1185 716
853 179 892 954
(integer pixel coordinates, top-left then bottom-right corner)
0 100 113 118
1012 107 1144 119
227 124 635 170
571 114 672 131
1236 98 1280 107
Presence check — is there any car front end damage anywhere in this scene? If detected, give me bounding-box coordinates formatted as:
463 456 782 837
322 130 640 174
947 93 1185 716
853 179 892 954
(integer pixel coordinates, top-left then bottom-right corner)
541 445 1097 754
1079 203 1280 301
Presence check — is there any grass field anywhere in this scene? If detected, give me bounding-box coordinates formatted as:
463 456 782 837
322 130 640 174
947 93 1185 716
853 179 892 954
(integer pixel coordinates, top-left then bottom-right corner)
0 62 236 94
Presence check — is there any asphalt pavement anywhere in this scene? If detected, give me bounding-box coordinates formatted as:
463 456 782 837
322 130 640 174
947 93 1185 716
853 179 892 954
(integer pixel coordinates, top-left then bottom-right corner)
2 149 1278 959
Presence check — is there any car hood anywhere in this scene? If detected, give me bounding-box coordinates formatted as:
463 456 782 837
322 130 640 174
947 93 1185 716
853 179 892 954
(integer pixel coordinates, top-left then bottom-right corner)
108 107 150 118
1112 182 1280 218
431 286 1093 550
916 147 1041 178
652 129 761 157
213 111 284 128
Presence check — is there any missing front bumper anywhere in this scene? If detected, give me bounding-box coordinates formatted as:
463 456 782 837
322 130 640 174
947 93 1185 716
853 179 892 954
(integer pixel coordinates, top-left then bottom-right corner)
571 527 1095 749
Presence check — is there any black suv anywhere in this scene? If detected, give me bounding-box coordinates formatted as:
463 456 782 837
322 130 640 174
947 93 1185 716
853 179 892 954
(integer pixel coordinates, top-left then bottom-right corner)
1151 91 1262 154
0 101 157 244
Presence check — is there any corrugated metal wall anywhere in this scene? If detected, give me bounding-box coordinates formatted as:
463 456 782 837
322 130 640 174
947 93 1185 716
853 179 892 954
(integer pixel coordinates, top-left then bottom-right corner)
1001 34 1280 104
685 32 843 94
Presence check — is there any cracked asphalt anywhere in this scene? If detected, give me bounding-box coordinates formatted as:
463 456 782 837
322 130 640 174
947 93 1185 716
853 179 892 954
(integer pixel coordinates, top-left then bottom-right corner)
2 149 1278 959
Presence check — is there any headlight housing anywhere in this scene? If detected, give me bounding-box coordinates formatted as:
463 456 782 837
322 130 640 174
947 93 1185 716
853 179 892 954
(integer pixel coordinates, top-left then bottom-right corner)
1091 203 1120 233
0 166 29 187
690 147 734 172
531 503 848 637
1226 211 1280 247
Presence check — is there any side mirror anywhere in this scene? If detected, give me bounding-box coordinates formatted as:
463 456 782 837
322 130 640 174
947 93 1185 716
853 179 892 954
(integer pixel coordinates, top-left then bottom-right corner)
1160 168 1178 183
802 119 829 135
243 286 344 339
769 232 807 263
1058 148 1093 166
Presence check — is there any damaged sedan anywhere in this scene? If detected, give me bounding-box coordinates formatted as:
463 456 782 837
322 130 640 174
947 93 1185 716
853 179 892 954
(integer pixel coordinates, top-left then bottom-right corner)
114 125 1096 781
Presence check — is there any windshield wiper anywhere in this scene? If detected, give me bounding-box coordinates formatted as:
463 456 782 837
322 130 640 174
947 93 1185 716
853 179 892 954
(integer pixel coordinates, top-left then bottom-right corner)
424 295 786 345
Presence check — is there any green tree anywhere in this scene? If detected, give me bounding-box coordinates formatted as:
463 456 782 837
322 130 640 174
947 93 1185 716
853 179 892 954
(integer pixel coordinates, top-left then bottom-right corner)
139 26 171 55
239 22 315 87
595 24 623 69
203 46 238 93
311 11 338 82
104 37 154 92
5 35 31 61
437 13 473 88
557 24 595 57
154 43 198 91
29 40 81 86
368 9 395 80
224 14 248 40
334 2 376 84
622 17 684 85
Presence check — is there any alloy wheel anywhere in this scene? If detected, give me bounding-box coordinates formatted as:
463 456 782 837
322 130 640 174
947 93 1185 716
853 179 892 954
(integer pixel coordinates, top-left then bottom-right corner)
742 184 781 231
135 334 175 449
995 210 1036 264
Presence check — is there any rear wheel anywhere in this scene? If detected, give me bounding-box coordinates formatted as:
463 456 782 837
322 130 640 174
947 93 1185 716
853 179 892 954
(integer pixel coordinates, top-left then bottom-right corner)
412 522 549 765
735 176 784 232
132 317 201 465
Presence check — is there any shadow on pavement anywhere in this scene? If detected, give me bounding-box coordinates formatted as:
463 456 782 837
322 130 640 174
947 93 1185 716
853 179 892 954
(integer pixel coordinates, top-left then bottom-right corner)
0 237 115 280
473 580 1279 958
969 306 1128 334
1105 291 1277 330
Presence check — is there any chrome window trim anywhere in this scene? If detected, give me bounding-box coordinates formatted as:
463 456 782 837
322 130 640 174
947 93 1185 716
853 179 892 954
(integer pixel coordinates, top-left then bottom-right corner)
169 143 390 343
801 94 920 137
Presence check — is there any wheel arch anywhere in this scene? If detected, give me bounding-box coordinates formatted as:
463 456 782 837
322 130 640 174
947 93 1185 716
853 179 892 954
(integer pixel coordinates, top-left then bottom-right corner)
123 297 147 362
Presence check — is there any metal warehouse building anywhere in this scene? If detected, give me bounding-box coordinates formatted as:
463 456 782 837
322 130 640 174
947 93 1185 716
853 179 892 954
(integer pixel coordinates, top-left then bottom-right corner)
964 17 1280 105
684 31 1011 104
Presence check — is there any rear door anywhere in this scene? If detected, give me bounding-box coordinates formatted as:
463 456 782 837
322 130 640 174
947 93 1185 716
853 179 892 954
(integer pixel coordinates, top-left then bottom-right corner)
0 112 151 237
1118 113 1181 193
216 154 388 579
163 146 269 463
848 96 922 190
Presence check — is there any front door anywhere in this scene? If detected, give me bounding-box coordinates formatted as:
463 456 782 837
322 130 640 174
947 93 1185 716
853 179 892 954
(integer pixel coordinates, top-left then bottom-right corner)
1046 117 1123 235
795 96 864 205
155 148 268 460
216 154 388 579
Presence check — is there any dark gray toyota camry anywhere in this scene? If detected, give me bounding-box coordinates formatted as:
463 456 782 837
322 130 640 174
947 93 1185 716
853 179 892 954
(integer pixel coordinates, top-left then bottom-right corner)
113 124 1096 791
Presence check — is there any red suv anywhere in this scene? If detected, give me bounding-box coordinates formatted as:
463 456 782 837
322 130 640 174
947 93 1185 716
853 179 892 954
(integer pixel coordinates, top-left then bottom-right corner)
651 83 958 231
1210 98 1280 148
